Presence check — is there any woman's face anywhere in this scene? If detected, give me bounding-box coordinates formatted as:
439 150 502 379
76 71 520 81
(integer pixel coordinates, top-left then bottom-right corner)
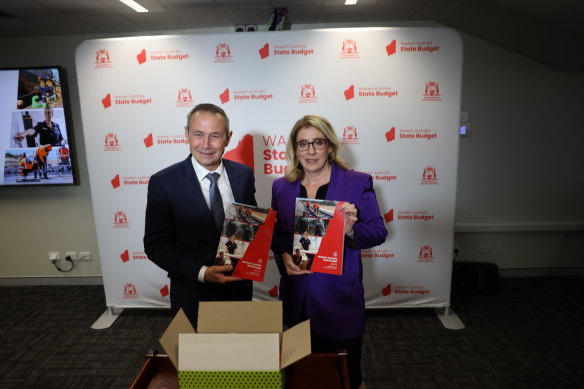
295 126 331 176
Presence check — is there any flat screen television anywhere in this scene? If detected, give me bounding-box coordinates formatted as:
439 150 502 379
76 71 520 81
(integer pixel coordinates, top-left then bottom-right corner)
0 66 78 186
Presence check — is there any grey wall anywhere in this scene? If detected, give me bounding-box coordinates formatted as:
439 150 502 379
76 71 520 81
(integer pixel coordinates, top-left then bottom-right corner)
0 24 582 284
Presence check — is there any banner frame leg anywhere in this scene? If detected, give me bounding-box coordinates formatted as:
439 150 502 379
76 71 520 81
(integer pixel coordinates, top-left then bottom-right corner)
91 306 124 330
434 306 465 330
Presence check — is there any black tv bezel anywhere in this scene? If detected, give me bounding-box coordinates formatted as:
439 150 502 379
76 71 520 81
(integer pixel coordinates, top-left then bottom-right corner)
1 65 79 188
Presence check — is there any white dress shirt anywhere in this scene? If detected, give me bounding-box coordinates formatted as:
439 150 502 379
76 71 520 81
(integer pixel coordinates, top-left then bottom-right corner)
191 157 235 282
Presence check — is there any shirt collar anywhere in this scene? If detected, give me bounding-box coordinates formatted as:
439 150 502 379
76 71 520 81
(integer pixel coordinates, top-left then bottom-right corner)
190 156 225 183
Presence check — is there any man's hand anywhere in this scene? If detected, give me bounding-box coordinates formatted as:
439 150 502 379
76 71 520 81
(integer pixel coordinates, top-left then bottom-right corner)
203 265 244 284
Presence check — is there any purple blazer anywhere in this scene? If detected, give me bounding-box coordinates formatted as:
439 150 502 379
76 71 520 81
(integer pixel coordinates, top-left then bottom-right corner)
271 162 388 339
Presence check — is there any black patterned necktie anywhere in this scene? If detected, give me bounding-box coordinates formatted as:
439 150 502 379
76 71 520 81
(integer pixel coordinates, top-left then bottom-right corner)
206 172 224 232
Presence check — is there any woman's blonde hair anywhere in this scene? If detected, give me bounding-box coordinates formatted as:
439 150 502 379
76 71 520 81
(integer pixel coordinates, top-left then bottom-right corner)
284 115 348 182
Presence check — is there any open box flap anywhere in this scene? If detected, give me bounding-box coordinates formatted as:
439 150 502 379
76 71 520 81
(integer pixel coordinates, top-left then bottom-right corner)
281 319 311 369
159 308 196 369
198 301 282 334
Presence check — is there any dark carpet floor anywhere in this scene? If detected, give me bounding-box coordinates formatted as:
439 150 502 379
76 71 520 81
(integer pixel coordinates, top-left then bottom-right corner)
0 276 582 389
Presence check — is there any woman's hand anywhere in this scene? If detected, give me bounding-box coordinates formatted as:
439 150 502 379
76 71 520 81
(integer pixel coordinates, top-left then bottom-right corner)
339 202 358 237
282 252 311 276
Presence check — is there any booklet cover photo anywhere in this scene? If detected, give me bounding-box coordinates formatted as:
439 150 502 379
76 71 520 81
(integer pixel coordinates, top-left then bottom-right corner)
215 202 276 282
293 198 345 275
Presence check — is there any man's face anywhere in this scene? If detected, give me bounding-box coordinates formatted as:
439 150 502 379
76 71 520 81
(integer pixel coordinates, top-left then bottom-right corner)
185 111 231 171
44 108 53 122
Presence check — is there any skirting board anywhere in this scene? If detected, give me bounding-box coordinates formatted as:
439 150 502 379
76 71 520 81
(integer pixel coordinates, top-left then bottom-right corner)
0 276 103 286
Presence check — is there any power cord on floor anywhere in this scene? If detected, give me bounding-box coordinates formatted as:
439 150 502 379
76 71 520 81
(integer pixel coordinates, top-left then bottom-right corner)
51 255 78 272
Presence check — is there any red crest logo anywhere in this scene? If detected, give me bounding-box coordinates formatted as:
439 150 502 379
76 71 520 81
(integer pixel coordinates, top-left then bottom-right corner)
178 88 192 102
177 88 194 107
301 84 316 99
422 166 437 181
417 245 435 262
423 81 442 101
105 133 118 147
113 211 129 228
425 81 440 96
343 126 358 140
419 245 433 258
216 43 231 58
342 39 358 54
95 49 112 67
123 283 138 298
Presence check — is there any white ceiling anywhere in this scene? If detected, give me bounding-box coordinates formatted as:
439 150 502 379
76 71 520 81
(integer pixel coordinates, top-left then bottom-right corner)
0 0 582 72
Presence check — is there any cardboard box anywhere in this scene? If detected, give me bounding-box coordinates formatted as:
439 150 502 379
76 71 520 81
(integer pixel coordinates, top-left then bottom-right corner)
159 301 311 389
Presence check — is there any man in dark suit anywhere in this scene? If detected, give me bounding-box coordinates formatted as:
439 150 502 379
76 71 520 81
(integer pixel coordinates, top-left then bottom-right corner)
144 103 256 327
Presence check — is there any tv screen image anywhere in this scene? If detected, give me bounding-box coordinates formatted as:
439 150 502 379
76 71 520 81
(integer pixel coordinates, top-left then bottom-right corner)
0 66 77 186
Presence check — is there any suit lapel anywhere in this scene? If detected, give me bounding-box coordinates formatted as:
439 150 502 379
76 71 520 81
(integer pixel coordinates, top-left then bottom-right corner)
326 162 345 201
224 159 243 203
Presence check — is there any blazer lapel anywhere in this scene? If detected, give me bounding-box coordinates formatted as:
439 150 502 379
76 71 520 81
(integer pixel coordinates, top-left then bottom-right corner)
224 159 244 203
326 162 345 201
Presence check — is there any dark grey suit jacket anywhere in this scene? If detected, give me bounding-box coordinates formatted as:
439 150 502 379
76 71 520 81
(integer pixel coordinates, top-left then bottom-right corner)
144 155 257 326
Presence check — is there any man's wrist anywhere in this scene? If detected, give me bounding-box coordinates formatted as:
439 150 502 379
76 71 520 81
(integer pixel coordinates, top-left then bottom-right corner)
198 265 207 283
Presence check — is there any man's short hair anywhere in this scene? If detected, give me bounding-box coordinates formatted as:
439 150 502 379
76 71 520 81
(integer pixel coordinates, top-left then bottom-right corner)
186 103 230 134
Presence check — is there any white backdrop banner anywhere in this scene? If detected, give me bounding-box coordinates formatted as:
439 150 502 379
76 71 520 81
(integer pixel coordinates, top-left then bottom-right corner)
75 27 462 310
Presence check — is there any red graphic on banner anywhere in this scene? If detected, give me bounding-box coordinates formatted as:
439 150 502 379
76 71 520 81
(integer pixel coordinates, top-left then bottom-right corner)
385 127 395 142
137 49 146 64
224 134 254 171
311 202 345 275
178 88 192 102
232 209 277 282
220 88 230 104
120 249 129 262
343 126 358 140
384 209 394 223
421 166 438 184
160 285 169 298
123 283 138 298
341 125 359 145
344 85 354 100
386 40 396 56
425 81 440 96
95 49 112 68
113 211 129 228
111 174 120 189
417 245 434 262
216 43 231 58
382 284 392 296
102 93 112 109
144 133 153 148
259 43 269 59
105 133 118 146
301 84 315 99
268 285 278 298
423 81 442 101
96 49 110 63
342 39 358 54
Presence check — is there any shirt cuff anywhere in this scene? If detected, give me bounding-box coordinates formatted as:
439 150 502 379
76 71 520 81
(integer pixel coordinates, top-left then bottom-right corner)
198 265 207 283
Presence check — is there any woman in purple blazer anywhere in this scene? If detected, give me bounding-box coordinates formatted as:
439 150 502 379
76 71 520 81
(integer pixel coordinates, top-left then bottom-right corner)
271 115 388 389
